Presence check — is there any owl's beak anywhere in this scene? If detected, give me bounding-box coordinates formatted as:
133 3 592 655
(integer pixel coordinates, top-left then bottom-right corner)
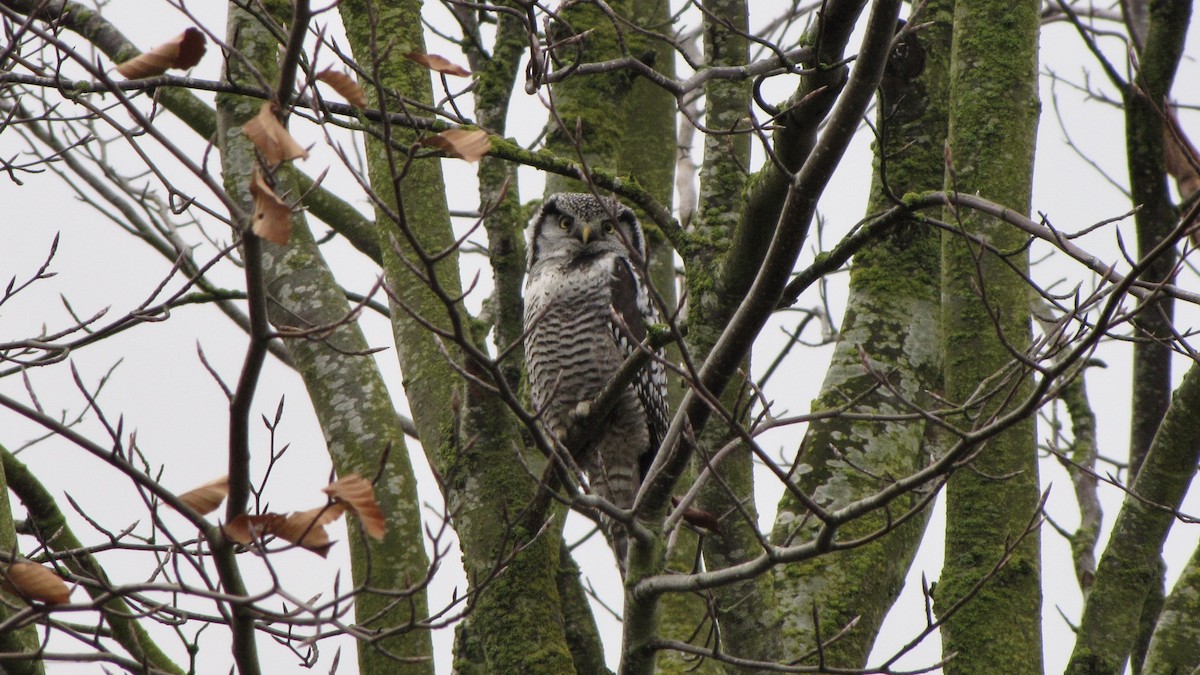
578 225 593 245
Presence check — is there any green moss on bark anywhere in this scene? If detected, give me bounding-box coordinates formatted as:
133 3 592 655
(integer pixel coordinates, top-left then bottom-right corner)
934 0 1043 669
0 448 47 675
1143 541 1200 672
542 1 637 194
339 0 465 462
1068 362 1200 674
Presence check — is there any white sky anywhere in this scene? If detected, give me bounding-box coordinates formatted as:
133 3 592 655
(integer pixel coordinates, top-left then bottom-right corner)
1 1 1198 673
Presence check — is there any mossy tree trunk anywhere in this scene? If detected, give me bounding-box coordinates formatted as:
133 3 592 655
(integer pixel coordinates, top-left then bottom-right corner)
770 5 952 667
1142 538 1200 672
614 2 718 672
934 0 1043 669
1070 6 1200 646
1067 362 1200 673
215 3 435 672
1124 0 1189 482
1120 2 1190 669
684 1 787 669
339 1 574 673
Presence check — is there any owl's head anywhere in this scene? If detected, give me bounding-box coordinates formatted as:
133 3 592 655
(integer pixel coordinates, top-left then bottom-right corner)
526 193 646 269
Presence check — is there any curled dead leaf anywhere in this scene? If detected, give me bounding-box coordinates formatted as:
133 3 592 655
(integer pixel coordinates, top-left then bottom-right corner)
116 27 207 79
300 502 347 528
317 69 367 108
681 507 723 535
225 513 287 546
277 505 345 557
419 129 491 163
323 474 387 540
1165 106 1200 201
175 476 229 516
404 52 471 77
225 507 341 558
249 168 293 245
3 562 71 605
671 496 723 535
243 102 309 166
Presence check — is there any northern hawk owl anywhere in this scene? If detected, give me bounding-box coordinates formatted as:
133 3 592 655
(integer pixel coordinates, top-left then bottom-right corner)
523 192 669 570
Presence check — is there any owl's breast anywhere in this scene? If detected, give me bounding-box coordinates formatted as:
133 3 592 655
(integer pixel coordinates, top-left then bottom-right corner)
523 256 626 412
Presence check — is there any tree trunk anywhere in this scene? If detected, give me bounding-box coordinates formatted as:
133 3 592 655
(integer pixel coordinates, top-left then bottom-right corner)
1142 541 1200 672
339 1 574 672
772 6 951 666
935 0 1043 669
215 5 436 671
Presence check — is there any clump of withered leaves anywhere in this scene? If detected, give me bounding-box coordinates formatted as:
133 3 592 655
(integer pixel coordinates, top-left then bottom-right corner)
0 474 389 608
240 51 490 245
175 474 388 558
117 28 489 246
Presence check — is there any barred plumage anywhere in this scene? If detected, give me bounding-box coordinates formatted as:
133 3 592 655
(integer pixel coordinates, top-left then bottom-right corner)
523 193 669 571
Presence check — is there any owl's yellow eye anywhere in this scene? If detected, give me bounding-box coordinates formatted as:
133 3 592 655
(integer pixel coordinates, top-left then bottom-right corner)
603 222 615 234
559 216 573 230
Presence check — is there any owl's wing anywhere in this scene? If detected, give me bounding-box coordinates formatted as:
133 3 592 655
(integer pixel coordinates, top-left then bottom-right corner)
610 258 670 479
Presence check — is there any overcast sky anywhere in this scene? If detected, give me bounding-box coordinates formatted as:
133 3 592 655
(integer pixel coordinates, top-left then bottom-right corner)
1 2 1198 673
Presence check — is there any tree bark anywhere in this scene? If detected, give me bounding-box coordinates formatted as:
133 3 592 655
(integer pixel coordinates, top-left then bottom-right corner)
1068 361 1200 673
1124 0 1189 481
935 0 1043 668
339 1 574 672
215 3 436 671
771 6 951 666
0 446 48 675
1142 540 1200 673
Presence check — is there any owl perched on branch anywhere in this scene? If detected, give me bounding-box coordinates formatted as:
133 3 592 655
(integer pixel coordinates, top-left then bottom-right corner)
523 192 670 571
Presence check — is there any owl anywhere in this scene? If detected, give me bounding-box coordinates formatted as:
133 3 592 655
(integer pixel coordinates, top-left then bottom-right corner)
523 192 670 570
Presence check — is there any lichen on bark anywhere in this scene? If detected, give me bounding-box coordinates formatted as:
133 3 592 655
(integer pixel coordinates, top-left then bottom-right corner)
214 3 435 671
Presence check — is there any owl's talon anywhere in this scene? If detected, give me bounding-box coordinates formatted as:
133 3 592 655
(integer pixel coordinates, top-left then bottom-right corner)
572 401 593 421
551 424 570 442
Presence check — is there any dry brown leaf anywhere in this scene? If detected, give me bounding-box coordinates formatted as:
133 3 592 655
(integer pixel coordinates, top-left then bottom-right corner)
225 513 287 546
176 476 229 516
249 168 293 245
671 497 724 535
323 474 387 540
404 52 471 77
311 502 347 527
681 507 723 535
1165 106 1200 201
116 27 207 79
419 129 491 163
242 102 309 166
317 69 367 108
3 562 71 605
277 505 345 557
226 507 341 557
